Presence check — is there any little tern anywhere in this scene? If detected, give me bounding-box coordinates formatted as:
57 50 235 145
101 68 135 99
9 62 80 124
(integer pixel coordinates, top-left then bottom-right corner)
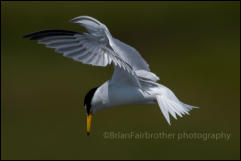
24 16 198 135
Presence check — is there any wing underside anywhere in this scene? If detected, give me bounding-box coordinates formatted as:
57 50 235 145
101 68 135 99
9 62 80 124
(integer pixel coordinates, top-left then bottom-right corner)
24 16 152 89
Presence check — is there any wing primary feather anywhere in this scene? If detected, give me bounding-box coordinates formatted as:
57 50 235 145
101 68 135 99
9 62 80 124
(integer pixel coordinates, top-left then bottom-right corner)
23 30 79 40
62 48 85 58
73 50 90 61
39 36 76 43
56 44 82 53
46 40 79 48
82 50 97 64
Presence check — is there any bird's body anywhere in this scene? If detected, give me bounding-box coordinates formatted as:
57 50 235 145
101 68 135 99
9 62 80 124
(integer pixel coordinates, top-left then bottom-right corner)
92 80 154 112
24 16 198 134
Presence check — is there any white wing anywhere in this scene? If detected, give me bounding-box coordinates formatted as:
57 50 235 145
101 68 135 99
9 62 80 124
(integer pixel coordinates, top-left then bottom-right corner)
24 16 151 88
24 30 133 74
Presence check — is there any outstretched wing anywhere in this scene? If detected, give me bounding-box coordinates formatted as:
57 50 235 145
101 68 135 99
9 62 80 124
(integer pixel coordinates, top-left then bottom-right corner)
24 30 133 74
24 16 152 88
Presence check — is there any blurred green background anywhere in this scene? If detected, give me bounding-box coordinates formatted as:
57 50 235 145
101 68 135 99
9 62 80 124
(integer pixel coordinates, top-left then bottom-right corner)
1 1 240 160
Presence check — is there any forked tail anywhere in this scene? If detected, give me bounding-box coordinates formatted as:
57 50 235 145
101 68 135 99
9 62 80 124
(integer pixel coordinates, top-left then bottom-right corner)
135 69 198 125
155 86 198 125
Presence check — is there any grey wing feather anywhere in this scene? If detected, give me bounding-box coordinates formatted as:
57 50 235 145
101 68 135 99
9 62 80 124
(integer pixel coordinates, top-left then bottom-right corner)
24 16 152 89
24 30 132 70
111 38 150 72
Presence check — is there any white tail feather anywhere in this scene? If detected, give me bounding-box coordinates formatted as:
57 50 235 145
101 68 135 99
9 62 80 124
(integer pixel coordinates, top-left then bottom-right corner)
154 85 198 125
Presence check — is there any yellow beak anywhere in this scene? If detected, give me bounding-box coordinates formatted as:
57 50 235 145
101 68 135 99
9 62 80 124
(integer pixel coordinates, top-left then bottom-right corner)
87 113 93 136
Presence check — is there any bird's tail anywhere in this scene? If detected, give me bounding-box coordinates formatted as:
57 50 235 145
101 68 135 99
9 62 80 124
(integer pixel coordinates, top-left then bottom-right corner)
155 85 198 125
135 70 198 125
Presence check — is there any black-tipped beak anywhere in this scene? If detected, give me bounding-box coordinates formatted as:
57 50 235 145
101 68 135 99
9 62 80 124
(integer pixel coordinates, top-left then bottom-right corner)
86 113 93 136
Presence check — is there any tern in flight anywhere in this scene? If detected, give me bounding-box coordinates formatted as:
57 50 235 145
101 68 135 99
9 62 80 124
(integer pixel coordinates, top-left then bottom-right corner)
24 16 198 135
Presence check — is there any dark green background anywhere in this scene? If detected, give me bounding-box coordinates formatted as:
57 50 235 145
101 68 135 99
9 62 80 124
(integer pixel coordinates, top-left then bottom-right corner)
1 1 240 160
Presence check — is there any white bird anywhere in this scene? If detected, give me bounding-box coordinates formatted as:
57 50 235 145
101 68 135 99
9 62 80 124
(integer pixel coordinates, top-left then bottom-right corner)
24 16 198 135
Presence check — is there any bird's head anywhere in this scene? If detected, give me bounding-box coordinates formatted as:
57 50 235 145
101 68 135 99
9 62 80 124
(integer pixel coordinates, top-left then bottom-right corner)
84 87 99 136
